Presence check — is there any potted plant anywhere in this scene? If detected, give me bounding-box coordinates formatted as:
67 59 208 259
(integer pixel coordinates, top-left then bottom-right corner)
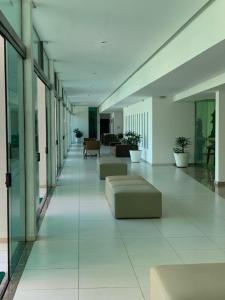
122 131 142 162
73 128 83 143
117 133 123 140
173 136 191 167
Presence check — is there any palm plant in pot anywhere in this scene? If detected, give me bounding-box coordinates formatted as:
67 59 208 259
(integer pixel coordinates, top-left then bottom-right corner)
122 131 142 162
173 136 191 167
73 128 83 143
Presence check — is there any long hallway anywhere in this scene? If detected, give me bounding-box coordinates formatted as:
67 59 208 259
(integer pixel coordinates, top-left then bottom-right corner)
13 145 225 300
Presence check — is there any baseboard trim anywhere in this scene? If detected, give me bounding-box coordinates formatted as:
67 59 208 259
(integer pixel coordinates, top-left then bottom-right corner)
214 181 225 186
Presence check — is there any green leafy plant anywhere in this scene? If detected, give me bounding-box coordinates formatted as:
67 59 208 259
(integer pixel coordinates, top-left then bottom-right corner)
117 133 123 140
73 128 83 138
173 136 191 153
122 131 142 146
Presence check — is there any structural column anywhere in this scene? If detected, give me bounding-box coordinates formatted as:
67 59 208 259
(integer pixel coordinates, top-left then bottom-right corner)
22 0 37 240
49 60 57 186
215 89 225 184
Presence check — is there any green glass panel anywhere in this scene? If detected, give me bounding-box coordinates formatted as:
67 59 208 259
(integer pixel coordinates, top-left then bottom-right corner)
89 107 97 138
33 73 41 215
0 0 22 37
195 100 215 167
32 27 40 63
43 51 49 79
6 41 25 274
0 34 8 296
56 100 61 171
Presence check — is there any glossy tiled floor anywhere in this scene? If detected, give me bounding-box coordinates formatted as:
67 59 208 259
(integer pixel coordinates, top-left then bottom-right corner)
0 243 8 273
13 145 225 300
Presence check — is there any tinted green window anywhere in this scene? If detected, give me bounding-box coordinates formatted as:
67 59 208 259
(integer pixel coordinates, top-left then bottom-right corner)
195 100 215 167
0 0 22 37
6 41 25 274
32 27 40 63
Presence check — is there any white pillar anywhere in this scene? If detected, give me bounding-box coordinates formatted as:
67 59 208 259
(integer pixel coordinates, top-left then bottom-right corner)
22 0 37 240
49 60 57 186
215 90 225 184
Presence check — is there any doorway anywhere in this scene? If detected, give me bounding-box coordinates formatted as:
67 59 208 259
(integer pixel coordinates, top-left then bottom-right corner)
100 118 110 141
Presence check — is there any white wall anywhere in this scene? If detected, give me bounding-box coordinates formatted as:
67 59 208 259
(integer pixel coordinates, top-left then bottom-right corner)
110 111 123 134
124 97 195 164
123 98 153 163
70 106 89 142
152 97 195 165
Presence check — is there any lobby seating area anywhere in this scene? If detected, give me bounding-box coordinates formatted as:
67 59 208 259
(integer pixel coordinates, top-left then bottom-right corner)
12 144 225 300
1 1 225 299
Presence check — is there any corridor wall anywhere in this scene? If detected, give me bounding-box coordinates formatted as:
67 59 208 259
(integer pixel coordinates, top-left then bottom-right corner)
124 97 195 164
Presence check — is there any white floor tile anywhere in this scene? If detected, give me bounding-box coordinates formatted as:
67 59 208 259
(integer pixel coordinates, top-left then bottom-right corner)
79 287 144 300
13 145 225 300
14 289 78 300
79 265 138 288
18 268 78 290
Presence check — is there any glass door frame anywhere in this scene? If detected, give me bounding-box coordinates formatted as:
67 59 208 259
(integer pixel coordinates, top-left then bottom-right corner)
0 33 9 299
5 39 26 277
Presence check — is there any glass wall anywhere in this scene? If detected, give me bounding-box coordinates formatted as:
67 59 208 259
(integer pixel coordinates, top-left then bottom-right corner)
195 100 215 167
32 27 39 63
6 41 25 274
0 34 8 296
43 51 49 79
0 0 22 37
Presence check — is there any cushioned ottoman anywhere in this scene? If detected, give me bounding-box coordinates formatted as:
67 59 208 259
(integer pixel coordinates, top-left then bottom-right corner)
105 175 162 218
97 157 127 179
150 263 225 300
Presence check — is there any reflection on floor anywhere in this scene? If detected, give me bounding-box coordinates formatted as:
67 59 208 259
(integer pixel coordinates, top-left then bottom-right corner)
0 242 8 294
12 145 225 300
182 165 225 199
0 243 8 274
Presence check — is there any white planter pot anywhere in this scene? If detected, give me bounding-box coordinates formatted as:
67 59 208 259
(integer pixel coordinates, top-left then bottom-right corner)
130 150 142 163
75 137 81 143
174 152 189 168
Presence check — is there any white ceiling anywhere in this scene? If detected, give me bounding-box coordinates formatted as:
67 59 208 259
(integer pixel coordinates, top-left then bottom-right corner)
33 0 209 106
113 38 225 108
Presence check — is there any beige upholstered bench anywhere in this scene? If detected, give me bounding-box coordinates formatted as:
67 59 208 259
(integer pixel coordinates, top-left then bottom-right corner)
150 263 225 300
97 157 127 179
105 175 162 219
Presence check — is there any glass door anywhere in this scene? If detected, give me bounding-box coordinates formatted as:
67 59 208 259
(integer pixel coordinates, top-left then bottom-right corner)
6 41 25 274
195 100 215 167
0 34 9 297
54 97 58 177
37 78 47 210
56 99 61 174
